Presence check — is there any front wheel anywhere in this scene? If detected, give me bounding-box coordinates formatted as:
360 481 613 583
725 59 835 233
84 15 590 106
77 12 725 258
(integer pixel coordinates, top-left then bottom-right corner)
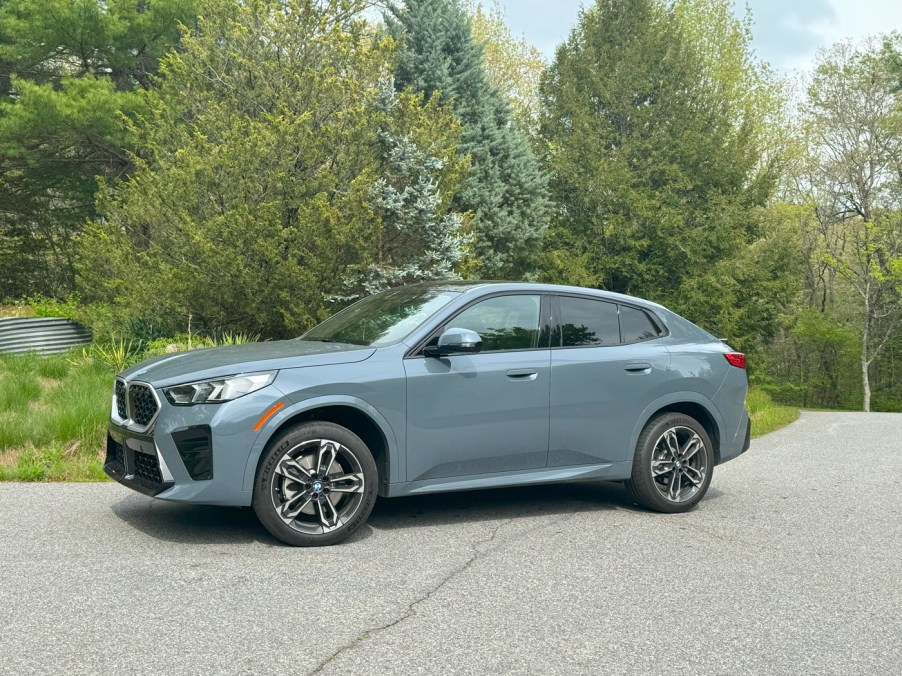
625 413 714 513
253 421 378 546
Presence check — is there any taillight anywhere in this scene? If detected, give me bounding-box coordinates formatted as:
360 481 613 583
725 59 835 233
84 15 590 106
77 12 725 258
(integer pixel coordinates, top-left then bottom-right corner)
724 352 746 369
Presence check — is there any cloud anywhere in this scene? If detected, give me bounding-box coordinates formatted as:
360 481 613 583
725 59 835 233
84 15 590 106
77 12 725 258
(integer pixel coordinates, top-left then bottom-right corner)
745 0 837 70
499 0 901 73
498 0 581 57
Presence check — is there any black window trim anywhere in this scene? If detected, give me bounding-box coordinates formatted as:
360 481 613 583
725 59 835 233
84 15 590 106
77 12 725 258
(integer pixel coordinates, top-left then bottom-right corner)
551 292 669 350
404 291 554 359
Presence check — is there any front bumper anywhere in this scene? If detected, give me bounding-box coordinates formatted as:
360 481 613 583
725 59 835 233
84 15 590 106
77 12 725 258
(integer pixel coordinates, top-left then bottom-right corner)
104 426 175 497
104 382 285 506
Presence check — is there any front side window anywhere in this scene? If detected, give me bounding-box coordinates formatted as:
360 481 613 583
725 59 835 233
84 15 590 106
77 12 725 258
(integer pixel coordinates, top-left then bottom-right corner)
449 295 541 352
559 297 620 346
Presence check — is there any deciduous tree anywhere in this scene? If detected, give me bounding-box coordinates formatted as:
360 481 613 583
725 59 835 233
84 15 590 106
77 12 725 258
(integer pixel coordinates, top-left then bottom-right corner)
466 1 545 134
800 39 902 411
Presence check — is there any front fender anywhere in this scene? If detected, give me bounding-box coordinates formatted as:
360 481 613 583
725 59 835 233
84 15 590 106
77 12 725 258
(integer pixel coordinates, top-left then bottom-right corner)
626 391 726 464
240 395 401 493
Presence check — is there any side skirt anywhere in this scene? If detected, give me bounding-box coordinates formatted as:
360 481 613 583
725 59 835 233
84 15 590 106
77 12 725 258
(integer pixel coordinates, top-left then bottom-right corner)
385 461 633 498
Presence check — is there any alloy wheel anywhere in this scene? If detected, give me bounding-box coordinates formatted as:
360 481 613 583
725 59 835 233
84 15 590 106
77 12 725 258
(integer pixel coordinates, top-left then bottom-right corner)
650 425 708 503
270 439 366 534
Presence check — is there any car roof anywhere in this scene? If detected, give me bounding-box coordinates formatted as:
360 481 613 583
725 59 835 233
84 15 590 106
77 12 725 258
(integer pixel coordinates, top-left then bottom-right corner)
413 280 667 311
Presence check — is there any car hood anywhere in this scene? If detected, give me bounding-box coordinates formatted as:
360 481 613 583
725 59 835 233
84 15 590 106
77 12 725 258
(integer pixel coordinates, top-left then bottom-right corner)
119 340 375 387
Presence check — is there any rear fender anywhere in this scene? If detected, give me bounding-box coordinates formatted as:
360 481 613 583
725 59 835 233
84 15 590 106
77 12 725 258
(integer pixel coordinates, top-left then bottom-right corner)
626 392 726 464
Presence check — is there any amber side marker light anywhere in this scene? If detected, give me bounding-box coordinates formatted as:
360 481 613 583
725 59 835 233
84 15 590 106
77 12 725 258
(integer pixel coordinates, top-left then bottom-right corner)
254 401 285 431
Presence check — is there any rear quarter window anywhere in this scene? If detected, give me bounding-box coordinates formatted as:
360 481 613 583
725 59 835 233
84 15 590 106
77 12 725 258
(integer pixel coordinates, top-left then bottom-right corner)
620 306 663 343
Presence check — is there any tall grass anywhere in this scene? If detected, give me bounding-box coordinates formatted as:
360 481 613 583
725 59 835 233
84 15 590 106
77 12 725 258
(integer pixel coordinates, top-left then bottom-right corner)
0 352 111 481
747 387 800 438
0 372 43 411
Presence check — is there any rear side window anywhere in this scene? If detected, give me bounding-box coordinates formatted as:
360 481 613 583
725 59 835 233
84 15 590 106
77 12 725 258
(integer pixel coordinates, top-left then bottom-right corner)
559 297 620 347
620 306 662 343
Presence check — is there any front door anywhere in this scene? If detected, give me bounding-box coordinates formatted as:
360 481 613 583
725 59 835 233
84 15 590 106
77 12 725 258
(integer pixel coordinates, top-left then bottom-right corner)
403 294 551 482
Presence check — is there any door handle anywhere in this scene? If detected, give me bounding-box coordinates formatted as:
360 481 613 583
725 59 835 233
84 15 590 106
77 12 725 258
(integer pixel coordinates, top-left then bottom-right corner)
506 369 538 381
624 362 652 373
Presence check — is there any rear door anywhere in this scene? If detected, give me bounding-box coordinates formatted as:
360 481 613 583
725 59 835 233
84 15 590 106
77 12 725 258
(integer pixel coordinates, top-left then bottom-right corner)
548 295 671 466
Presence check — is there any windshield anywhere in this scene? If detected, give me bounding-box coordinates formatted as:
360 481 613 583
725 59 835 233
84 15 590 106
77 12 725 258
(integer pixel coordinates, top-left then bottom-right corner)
302 287 461 347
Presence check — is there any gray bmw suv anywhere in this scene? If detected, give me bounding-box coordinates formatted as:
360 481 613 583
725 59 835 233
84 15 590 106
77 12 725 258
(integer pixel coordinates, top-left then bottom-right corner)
105 282 750 546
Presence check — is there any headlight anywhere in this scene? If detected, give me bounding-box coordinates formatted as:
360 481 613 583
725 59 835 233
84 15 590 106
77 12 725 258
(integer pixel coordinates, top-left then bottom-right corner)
163 371 277 405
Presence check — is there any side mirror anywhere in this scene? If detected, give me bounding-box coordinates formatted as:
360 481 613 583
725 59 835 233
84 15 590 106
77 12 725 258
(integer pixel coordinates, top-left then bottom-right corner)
424 327 482 357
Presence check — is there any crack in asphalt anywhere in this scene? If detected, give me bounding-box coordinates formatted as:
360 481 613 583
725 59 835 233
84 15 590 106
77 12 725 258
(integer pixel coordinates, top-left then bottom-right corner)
307 517 515 675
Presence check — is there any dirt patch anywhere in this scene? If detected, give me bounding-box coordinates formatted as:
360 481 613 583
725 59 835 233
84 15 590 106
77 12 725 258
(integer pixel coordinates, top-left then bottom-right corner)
0 305 33 318
0 447 21 468
37 377 63 390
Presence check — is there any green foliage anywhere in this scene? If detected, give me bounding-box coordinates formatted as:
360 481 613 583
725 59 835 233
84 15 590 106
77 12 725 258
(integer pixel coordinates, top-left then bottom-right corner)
339 78 469 298
761 309 862 410
797 38 902 411
677 206 803 355
387 0 549 278
78 0 465 338
466 1 546 134
22 295 82 319
538 0 785 343
746 387 800 437
0 0 198 299
214 331 260 347
87 339 143 373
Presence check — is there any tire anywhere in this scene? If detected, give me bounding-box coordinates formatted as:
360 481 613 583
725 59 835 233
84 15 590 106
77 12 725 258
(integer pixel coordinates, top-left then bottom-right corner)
253 421 378 546
625 412 714 513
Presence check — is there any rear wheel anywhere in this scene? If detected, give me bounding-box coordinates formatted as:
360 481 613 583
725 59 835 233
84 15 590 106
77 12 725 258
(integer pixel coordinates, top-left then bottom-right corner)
253 421 378 546
625 413 714 513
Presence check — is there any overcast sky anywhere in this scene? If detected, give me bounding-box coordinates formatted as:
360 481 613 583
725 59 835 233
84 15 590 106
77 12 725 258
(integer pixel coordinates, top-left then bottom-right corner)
499 0 902 74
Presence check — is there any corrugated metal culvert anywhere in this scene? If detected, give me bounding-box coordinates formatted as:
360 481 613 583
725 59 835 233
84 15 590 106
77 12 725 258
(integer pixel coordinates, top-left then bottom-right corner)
0 317 92 355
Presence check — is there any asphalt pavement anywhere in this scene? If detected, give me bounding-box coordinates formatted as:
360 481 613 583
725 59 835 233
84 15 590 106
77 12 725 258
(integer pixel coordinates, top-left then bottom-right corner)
1 411 900 675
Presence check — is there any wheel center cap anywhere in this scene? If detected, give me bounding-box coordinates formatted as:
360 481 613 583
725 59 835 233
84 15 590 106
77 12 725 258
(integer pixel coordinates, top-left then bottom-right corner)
675 461 683 469
313 481 323 492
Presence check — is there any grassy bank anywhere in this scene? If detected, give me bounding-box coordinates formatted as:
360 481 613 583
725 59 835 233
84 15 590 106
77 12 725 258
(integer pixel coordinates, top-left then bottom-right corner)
0 350 801 481
747 387 800 438
0 352 110 481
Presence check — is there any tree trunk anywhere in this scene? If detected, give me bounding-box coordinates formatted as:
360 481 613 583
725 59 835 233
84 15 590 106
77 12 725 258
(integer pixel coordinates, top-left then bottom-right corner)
861 353 871 413
861 292 871 413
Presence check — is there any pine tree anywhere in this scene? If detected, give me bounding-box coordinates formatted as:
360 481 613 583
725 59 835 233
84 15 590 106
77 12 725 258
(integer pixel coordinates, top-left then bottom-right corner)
0 0 197 298
385 0 548 279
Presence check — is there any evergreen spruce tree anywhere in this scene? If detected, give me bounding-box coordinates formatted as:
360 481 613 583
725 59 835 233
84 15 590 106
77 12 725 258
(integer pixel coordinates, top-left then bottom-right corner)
338 77 469 299
385 0 548 279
